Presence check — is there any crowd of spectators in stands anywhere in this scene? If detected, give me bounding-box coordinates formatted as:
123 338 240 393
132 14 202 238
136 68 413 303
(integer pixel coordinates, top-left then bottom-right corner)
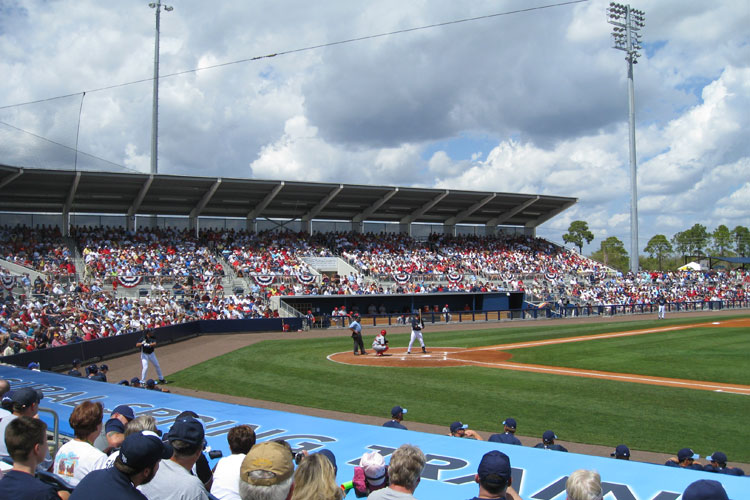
0 225 747 341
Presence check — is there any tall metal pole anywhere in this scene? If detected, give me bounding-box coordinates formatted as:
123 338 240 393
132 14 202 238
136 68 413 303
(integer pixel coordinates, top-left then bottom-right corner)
150 3 161 175
149 1 173 175
607 3 645 274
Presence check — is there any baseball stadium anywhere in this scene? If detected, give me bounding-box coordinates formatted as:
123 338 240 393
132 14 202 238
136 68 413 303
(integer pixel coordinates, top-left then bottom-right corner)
2 2 749 499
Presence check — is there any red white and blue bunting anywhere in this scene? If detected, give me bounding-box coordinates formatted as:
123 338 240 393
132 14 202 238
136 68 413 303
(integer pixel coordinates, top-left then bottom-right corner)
117 276 143 288
253 274 276 286
447 272 463 283
393 273 411 285
1 275 16 290
545 273 557 282
296 273 316 285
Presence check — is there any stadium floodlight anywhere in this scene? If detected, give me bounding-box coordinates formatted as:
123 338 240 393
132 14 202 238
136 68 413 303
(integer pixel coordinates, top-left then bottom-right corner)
607 2 645 274
149 1 173 176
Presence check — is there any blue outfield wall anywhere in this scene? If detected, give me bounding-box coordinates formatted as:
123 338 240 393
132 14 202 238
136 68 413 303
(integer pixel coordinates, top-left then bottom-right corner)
1 366 745 499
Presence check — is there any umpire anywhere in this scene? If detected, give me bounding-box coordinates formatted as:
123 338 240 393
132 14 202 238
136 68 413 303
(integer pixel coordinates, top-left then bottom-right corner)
349 313 367 355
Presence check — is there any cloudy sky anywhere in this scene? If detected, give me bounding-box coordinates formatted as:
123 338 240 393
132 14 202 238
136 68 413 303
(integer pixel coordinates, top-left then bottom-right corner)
1 0 748 253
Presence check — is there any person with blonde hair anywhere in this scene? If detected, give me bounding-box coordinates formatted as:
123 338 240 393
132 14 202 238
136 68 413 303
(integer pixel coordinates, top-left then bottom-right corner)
291 452 343 500
369 444 425 500
566 469 602 500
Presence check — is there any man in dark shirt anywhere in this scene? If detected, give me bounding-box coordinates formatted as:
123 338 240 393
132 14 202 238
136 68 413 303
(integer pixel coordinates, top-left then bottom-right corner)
533 431 568 452
488 418 522 446
382 405 408 430
70 431 172 500
0 416 66 500
67 359 82 377
466 450 521 500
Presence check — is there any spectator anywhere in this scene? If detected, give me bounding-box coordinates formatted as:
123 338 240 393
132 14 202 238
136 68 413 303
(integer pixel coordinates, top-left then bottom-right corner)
138 416 209 499
610 445 630 460
0 416 68 500
449 421 483 440
0 379 10 419
368 444 426 500
467 450 521 500
53 401 108 487
211 425 257 500
534 431 568 452
104 415 160 468
352 450 388 498
0 388 47 463
681 479 731 500
565 469 602 500
165 410 212 488
704 451 744 476
664 448 703 470
238 441 295 500
382 406 408 430
488 418 521 446
290 452 343 500
93 404 135 453
70 431 172 500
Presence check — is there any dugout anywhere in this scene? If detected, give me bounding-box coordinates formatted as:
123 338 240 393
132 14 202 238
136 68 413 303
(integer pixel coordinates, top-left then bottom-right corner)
280 291 525 318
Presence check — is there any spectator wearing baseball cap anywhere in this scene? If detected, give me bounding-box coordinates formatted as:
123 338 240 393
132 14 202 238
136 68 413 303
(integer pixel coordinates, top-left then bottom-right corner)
382 406 408 430
611 444 630 460
449 421 483 440
467 450 521 500
534 431 568 452
566 469 602 500
488 418 522 446
70 431 172 500
0 379 10 419
0 388 45 461
138 416 209 499
682 479 732 500
704 451 745 476
665 448 703 470
94 405 136 453
238 441 295 500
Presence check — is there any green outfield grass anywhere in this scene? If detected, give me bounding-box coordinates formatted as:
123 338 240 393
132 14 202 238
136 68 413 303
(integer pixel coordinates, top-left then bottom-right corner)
168 314 750 462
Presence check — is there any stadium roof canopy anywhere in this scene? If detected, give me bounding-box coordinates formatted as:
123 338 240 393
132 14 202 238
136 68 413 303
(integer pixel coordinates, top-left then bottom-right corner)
0 164 576 228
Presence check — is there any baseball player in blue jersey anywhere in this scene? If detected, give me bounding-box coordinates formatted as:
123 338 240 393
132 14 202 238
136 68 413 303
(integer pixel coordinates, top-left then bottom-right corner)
407 312 427 354
657 294 667 319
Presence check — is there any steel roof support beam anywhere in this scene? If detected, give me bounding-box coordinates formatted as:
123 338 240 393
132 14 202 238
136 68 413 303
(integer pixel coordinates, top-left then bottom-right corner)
444 193 496 226
301 184 343 232
189 178 222 231
352 188 399 223
247 181 284 223
400 190 449 225
0 168 24 190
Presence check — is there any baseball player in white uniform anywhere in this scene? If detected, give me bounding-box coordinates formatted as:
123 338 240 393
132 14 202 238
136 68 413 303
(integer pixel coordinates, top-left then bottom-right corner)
407 313 427 354
136 329 166 384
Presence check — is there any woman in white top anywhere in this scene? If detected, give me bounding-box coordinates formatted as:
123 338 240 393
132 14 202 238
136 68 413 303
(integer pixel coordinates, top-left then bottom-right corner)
53 400 108 487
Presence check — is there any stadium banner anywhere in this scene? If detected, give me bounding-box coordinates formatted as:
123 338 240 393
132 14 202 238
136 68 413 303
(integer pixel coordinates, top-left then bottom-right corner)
1 367 745 499
117 275 143 288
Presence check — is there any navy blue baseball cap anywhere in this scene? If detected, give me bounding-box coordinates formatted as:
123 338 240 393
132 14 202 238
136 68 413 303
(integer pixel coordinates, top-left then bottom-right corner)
706 451 727 464
27 362 40 370
168 417 205 446
314 449 338 474
611 444 630 458
119 431 172 469
477 450 511 485
682 479 731 500
542 430 557 443
450 421 469 433
10 388 43 407
112 404 135 420
391 406 407 417
502 418 517 429
72 358 81 366
678 448 699 461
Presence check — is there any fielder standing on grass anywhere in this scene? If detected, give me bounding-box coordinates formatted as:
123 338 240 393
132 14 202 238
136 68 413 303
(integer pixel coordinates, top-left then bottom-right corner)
136 329 166 385
407 311 427 354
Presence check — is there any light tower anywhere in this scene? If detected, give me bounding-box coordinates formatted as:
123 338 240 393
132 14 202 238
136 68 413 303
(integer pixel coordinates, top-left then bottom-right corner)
149 1 173 175
607 2 645 274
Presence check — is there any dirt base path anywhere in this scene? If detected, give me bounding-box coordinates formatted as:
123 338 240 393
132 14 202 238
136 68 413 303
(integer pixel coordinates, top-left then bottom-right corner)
100 309 750 469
